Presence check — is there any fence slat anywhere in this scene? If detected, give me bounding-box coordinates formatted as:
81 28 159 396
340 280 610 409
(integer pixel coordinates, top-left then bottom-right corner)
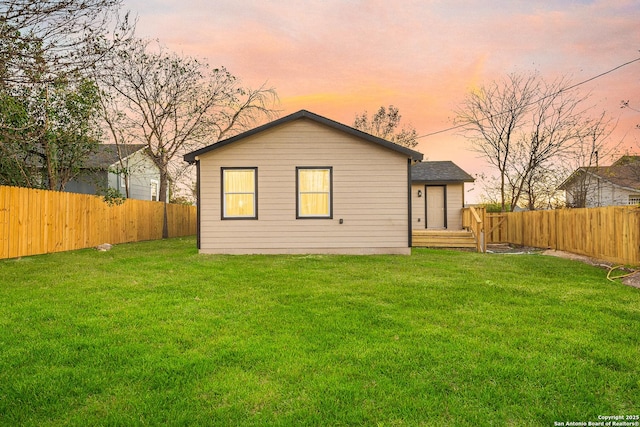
0 186 196 260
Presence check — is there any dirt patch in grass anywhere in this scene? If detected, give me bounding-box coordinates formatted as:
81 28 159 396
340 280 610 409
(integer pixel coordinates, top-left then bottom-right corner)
541 249 640 289
486 243 541 254
486 244 639 289
622 272 640 288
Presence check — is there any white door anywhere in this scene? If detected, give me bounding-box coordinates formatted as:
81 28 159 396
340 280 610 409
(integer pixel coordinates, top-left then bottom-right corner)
426 186 446 229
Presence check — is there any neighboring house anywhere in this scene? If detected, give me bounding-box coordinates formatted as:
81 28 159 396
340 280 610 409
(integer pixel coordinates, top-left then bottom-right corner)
66 144 162 201
559 155 640 207
411 161 475 230
184 110 423 255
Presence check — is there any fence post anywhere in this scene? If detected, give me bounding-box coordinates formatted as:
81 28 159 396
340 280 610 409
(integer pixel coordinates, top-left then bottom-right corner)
482 207 487 253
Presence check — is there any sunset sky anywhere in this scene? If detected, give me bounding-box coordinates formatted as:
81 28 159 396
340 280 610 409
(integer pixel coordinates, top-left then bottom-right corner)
122 0 640 202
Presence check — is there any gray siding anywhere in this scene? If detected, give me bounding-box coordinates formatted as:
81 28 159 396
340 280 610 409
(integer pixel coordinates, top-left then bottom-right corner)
109 150 161 201
65 170 107 195
197 119 411 254
66 149 161 201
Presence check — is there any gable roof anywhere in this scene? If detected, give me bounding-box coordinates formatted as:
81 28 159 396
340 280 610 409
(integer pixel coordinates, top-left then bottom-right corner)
84 144 148 169
183 110 424 163
558 155 640 191
411 161 475 183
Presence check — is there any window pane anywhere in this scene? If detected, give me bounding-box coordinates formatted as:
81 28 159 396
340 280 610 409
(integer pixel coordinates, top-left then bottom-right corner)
299 169 329 192
224 170 255 193
225 194 255 216
300 193 329 216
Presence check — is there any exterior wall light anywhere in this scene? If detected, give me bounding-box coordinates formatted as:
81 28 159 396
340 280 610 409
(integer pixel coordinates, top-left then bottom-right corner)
417 190 422 197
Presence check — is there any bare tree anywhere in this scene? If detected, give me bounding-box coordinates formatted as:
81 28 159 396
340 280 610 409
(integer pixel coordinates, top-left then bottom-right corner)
98 39 279 205
456 72 612 211
558 111 619 208
620 99 640 184
0 0 134 85
508 76 591 209
621 100 640 130
354 105 418 148
455 73 538 211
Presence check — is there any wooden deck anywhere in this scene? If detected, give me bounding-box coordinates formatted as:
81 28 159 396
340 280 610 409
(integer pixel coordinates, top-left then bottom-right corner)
412 229 478 250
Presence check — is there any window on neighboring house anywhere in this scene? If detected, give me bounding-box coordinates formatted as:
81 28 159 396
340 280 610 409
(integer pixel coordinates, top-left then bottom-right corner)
297 167 332 218
150 180 158 202
222 168 257 219
629 195 640 205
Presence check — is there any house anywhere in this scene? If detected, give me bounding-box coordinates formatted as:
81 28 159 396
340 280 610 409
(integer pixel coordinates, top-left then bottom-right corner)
558 155 640 207
411 161 475 230
183 110 424 255
65 144 162 201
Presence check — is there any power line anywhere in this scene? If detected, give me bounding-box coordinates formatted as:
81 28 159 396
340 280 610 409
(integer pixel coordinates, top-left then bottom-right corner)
416 55 640 139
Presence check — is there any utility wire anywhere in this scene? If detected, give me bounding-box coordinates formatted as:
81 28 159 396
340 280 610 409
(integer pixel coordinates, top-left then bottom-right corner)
416 55 640 139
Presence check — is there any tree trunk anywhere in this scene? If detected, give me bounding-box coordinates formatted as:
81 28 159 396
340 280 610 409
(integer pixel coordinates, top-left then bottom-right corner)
500 173 506 212
159 167 169 238
159 168 169 204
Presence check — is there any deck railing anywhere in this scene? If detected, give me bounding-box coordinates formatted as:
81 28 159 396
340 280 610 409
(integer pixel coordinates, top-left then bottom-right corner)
461 206 486 253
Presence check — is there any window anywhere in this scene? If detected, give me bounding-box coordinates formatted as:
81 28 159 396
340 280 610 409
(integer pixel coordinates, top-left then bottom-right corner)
630 196 640 205
150 180 158 202
222 168 257 219
297 167 332 218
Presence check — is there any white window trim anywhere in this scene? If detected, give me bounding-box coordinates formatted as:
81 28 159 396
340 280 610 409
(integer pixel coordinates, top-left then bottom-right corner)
150 179 159 201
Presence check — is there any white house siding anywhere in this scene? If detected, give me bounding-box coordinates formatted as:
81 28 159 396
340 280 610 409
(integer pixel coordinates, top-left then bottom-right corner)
566 177 640 207
411 183 465 230
445 183 464 229
590 180 639 207
197 119 411 254
411 184 424 230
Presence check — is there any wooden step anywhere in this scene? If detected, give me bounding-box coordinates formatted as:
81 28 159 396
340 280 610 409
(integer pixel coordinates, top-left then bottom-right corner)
412 230 477 248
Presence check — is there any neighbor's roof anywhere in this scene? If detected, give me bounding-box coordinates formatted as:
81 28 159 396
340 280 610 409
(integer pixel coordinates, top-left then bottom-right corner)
183 110 424 163
558 155 640 191
84 144 148 169
411 161 475 183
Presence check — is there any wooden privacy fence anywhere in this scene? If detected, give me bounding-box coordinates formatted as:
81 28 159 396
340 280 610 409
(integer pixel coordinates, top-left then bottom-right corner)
477 206 640 266
0 185 197 260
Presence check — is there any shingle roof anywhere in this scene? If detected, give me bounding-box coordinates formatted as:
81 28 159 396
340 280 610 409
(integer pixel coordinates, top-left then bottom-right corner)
411 161 475 183
84 144 148 169
559 155 640 191
183 110 424 163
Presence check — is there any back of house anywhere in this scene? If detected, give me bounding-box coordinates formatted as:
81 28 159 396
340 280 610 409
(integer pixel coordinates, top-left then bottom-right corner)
185 110 423 255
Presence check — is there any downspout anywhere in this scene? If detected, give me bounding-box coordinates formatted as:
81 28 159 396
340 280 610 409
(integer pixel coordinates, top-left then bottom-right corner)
196 159 201 250
443 185 448 229
407 158 413 248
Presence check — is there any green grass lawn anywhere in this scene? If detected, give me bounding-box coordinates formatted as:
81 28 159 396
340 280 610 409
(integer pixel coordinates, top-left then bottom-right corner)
1 237 638 426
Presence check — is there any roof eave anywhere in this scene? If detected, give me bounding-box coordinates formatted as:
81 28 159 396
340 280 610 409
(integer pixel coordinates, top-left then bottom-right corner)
412 178 475 184
107 146 148 169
